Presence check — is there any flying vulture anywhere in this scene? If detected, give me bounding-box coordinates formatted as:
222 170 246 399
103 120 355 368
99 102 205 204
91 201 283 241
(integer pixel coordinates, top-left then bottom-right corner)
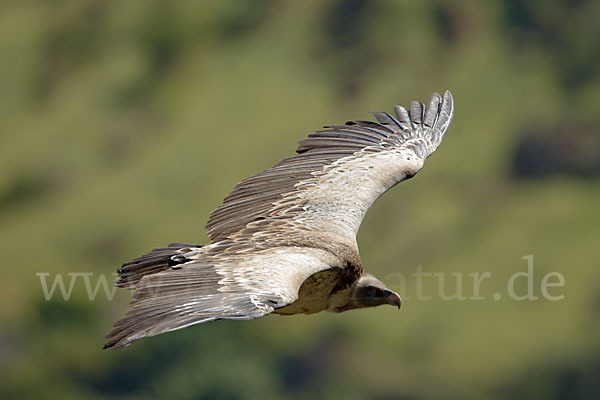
104 90 454 349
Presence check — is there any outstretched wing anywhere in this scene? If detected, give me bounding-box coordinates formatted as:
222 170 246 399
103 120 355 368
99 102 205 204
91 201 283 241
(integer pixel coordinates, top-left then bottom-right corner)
206 91 454 245
104 246 343 349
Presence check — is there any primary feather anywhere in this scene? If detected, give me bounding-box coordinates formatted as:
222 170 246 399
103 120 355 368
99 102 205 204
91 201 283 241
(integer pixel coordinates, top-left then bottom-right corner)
104 91 454 349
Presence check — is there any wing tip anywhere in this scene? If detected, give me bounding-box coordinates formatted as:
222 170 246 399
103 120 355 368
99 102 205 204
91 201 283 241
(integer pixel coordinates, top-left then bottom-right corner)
443 89 453 102
103 334 131 350
422 89 454 156
389 89 454 156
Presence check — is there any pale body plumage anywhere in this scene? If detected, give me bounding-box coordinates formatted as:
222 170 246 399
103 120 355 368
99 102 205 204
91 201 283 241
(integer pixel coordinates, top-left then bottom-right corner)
104 91 454 349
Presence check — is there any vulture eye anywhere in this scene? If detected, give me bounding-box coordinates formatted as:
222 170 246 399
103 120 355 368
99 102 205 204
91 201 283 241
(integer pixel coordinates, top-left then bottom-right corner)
365 286 379 297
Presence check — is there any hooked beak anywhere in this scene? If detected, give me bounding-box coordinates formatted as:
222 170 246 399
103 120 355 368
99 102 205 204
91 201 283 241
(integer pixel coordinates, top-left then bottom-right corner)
384 289 402 309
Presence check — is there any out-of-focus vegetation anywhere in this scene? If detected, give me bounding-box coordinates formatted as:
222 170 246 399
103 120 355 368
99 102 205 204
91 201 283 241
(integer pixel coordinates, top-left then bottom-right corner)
1 0 599 399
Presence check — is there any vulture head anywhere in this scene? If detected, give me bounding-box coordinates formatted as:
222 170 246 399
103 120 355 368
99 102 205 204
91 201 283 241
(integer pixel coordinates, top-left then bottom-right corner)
335 274 402 312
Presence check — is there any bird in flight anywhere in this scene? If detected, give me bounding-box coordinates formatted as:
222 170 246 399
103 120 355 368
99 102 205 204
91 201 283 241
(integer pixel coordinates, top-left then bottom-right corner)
104 91 454 349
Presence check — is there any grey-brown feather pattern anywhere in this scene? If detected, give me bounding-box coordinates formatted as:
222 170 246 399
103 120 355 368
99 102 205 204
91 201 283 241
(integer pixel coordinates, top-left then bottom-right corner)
206 90 453 242
105 246 344 349
105 262 282 349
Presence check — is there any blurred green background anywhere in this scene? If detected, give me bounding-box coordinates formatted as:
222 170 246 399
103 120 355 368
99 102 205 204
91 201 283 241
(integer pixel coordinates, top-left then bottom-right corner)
1 0 599 399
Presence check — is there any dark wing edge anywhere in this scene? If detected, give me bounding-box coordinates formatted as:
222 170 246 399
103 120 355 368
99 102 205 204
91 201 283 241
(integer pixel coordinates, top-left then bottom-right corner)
115 242 202 289
205 90 454 242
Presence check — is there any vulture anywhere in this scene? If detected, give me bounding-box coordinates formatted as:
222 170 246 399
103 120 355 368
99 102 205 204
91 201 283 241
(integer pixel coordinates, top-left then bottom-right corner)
104 90 454 349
